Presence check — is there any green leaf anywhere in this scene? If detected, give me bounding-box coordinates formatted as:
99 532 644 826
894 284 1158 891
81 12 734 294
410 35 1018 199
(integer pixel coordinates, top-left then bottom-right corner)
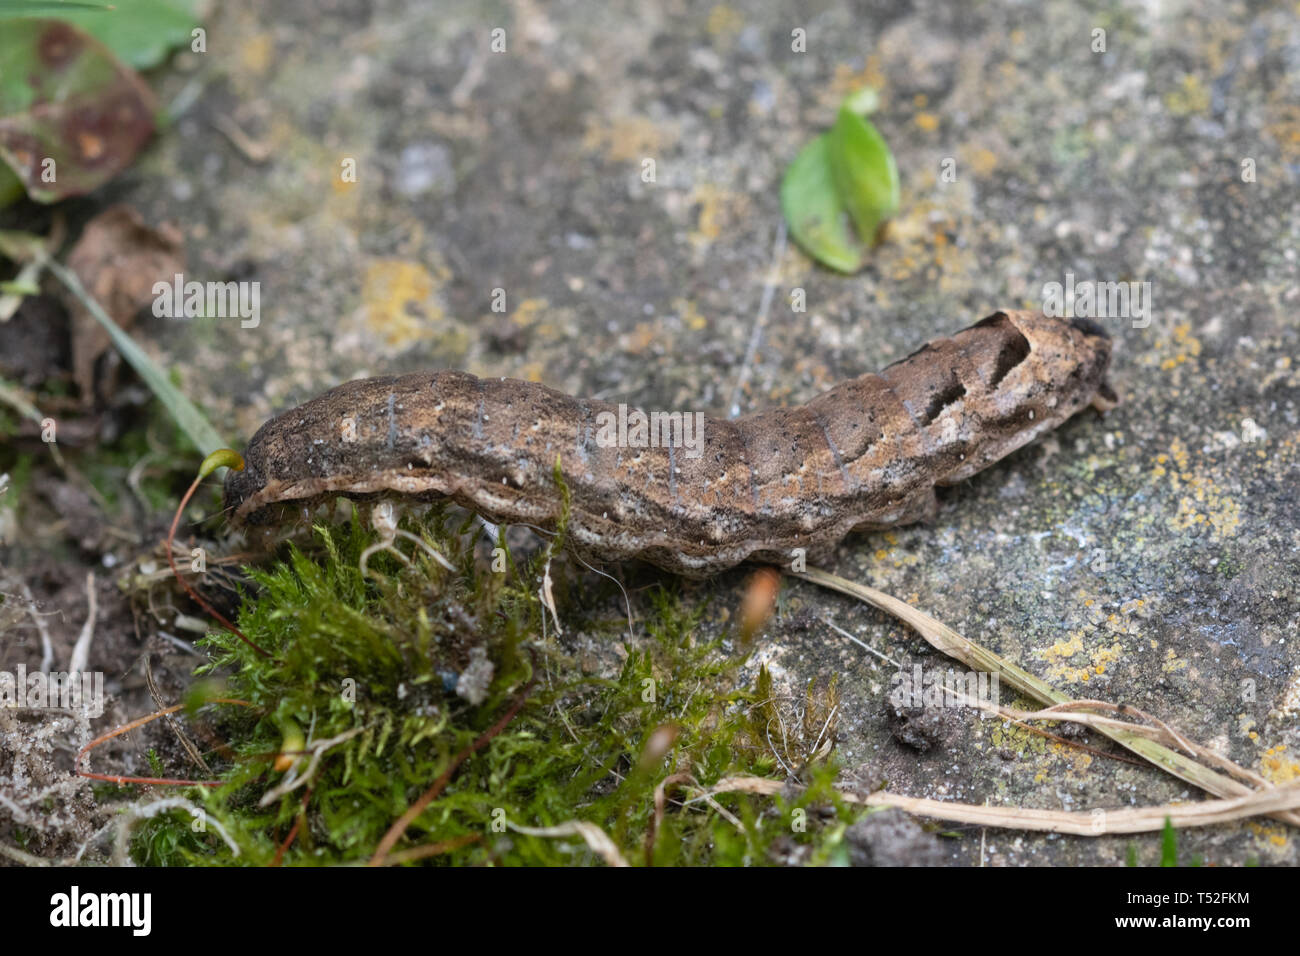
51 0 202 70
779 134 865 274
828 101 899 245
0 19 157 202
0 0 203 70
780 89 900 273
841 87 879 116
0 1 114 16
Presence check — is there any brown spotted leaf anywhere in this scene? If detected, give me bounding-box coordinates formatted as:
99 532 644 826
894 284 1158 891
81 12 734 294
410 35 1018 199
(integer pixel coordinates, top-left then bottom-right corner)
0 19 157 203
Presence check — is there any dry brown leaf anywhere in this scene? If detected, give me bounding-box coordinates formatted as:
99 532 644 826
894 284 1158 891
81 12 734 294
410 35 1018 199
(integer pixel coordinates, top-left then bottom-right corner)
64 205 184 405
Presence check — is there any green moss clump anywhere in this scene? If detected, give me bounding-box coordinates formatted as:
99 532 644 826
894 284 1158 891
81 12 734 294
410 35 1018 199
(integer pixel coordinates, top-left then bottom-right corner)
130 506 869 866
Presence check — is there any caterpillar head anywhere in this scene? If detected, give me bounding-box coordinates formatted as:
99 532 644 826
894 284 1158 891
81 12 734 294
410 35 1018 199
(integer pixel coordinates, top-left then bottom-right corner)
962 309 1116 415
920 310 1116 485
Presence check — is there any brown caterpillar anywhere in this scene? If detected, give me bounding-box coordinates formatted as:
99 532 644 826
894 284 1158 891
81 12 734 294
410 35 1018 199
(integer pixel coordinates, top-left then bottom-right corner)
224 310 1116 577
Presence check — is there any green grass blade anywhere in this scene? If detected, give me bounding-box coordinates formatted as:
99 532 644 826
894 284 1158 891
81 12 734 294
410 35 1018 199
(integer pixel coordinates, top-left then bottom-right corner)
42 253 227 456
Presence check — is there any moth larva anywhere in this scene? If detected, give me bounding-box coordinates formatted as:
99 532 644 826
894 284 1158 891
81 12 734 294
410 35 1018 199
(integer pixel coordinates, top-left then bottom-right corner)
224 310 1116 576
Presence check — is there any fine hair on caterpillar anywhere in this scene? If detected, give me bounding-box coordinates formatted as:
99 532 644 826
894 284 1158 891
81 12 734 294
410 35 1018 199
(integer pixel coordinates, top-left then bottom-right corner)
224 310 1116 577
